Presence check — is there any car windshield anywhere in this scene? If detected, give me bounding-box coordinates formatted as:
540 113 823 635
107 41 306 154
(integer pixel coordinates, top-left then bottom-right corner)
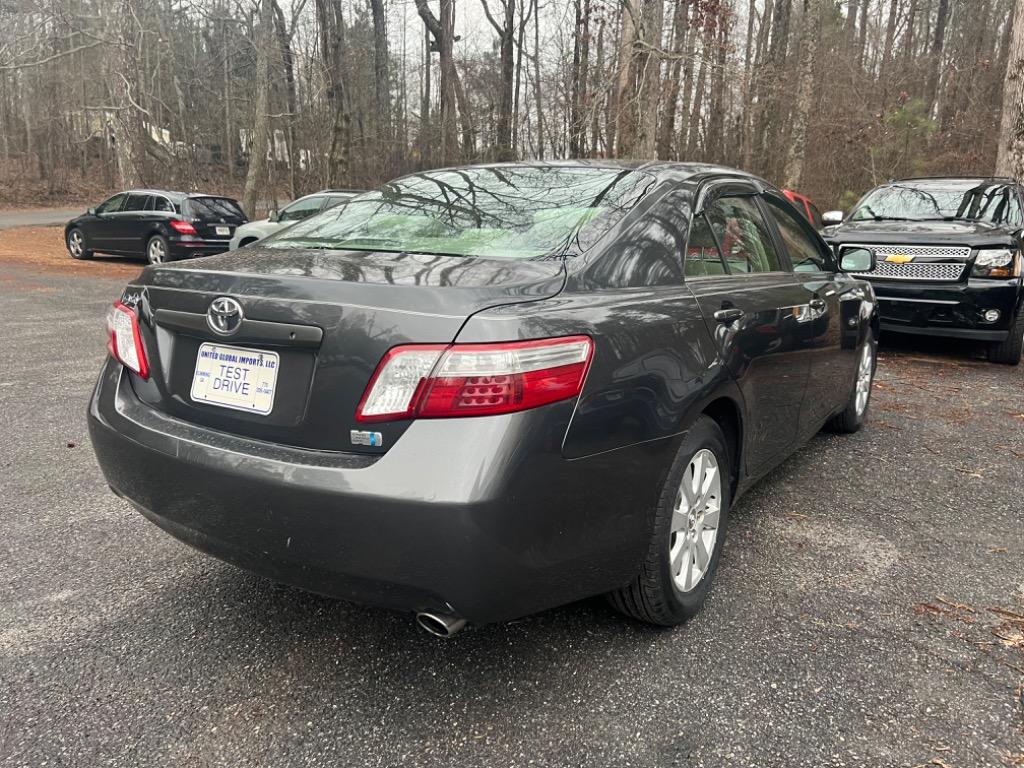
261 166 655 259
849 181 1019 224
186 197 246 221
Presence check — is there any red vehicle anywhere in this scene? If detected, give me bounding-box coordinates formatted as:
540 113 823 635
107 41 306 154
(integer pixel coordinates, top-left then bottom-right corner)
782 189 824 229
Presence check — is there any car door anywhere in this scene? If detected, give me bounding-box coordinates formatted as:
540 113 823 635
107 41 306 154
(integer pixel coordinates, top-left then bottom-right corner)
88 193 128 251
112 193 152 256
760 192 854 437
683 182 812 476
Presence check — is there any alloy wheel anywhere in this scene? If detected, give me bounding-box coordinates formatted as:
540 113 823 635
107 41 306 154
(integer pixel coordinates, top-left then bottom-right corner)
68 231 83 257
668 448 722 593
854 340 874 416
148 239 166 264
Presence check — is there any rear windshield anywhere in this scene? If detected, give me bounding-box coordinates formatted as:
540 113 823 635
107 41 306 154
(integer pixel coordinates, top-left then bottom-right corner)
261 166 655 259
185 197 246 221
850 182 1022 224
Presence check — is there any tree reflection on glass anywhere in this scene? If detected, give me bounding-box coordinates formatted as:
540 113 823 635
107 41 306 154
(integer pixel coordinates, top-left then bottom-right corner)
262 165 655 260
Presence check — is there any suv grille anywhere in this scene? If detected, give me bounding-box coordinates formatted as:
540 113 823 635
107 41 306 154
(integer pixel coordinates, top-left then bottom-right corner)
847 243 970 282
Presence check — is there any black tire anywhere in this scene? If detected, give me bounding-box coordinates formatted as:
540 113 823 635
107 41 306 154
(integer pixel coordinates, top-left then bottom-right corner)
146 234 172 265
608 416 732 626
828 329 877 434
987 308 1024 365
66 228 92 260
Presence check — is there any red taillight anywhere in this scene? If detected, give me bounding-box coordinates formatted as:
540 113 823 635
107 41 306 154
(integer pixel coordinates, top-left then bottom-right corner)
106 301 149 379
169 219 197 235
355 336 594 422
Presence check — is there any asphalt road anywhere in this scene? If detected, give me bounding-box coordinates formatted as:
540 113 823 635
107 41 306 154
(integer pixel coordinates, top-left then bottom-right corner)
0 208 84 230
1 261 1022 767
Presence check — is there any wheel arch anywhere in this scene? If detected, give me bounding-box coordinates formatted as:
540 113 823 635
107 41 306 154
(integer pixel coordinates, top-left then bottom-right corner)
699 395 743 497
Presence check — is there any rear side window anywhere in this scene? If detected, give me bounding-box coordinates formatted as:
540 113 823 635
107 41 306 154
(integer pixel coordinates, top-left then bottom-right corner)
763 196 832 272
186 197 245 221
150 196 175 213
123 194 149 212
705 196 782 273
685 214 727 277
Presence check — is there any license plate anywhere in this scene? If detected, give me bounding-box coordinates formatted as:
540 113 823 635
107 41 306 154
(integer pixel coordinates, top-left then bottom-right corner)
190 343 279 415
216 226 231 236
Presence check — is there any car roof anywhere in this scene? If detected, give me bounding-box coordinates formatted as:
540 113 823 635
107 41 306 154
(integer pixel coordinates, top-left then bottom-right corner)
119 190 240 203
889 176 1019 188
389 160 770 189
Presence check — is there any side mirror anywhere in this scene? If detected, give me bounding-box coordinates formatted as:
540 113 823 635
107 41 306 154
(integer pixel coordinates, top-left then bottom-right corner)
267 209 279 223
822 210 844 226
88 208 97 216
838 246 876 273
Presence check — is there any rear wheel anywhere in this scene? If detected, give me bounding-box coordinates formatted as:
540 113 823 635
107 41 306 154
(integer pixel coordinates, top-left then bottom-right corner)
829 329 876 434
146 234 171 265
987 308 1024 365
66 228 92 260
608 416 731 626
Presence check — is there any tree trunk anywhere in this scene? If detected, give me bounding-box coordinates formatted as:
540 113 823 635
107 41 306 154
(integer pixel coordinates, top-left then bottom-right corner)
657 0 690 159
242 0 274 217
369 0 391 147
614 0 639 157
110 0 145 188
783 0 819 189
416 0 461 163
482 0 517 159
272 0 298 197
924 0 950 115
634 0 664 158
996 0 1024 179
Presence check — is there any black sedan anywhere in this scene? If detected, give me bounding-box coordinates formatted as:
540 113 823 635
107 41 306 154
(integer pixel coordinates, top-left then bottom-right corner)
66 190 247 265
87 162 879 636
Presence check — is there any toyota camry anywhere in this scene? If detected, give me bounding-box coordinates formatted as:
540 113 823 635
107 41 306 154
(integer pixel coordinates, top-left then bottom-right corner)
88 162 879 636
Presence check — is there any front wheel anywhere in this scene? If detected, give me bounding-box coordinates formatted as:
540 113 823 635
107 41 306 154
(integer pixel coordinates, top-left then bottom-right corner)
829 329 876 434
608 416 732 626
146 234 171 265
987 309 1024 365
66 228 92 260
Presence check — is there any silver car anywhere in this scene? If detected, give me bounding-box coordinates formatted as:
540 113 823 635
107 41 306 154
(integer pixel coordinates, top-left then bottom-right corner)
229 189 361 249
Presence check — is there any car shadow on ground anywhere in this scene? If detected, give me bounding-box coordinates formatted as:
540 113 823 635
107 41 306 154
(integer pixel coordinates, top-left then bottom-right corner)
877 329 991 364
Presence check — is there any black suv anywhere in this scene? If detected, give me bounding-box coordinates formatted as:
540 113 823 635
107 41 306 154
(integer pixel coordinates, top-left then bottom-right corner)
65 190 248 265
822 177 1024 364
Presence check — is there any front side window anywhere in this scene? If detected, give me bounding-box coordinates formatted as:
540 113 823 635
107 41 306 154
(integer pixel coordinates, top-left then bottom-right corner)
262 166 656 260
96 194 127 214
763 196 832 272
850 181 1021 224
280 196 325 222
705 196 782 273
684 214 727 277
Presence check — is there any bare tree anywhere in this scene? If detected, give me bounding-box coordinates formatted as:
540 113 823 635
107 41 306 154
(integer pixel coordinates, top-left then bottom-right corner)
997 0 1024 179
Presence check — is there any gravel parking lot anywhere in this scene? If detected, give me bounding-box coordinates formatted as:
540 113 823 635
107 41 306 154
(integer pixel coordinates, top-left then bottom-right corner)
1 254 1022 767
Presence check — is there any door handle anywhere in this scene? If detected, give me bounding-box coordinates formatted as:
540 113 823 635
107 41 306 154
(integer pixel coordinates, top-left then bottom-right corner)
714 308 745 324
809 298 827 311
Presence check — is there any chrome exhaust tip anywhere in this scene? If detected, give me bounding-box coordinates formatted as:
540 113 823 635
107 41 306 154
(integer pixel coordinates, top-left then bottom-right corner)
415 611 467 638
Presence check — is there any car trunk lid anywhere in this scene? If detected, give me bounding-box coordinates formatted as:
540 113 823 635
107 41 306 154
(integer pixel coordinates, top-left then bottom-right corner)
183 196 247 242
125 246 565 453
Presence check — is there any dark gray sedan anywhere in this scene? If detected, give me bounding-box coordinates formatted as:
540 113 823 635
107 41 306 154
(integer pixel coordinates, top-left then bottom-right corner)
88 162 879 636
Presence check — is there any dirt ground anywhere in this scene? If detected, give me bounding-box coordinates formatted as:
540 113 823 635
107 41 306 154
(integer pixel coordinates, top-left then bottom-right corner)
0 225 142 279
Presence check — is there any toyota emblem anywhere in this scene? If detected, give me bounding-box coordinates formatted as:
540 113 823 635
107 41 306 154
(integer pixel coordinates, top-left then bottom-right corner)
207 297 244 335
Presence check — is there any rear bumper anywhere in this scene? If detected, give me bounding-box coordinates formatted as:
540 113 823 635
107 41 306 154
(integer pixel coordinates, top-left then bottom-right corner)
168 239 232 259
871 278 1021 341
87 359 667 623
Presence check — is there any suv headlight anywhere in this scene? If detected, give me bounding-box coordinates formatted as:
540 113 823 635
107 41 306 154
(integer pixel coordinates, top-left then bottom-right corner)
971 248 1021 278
